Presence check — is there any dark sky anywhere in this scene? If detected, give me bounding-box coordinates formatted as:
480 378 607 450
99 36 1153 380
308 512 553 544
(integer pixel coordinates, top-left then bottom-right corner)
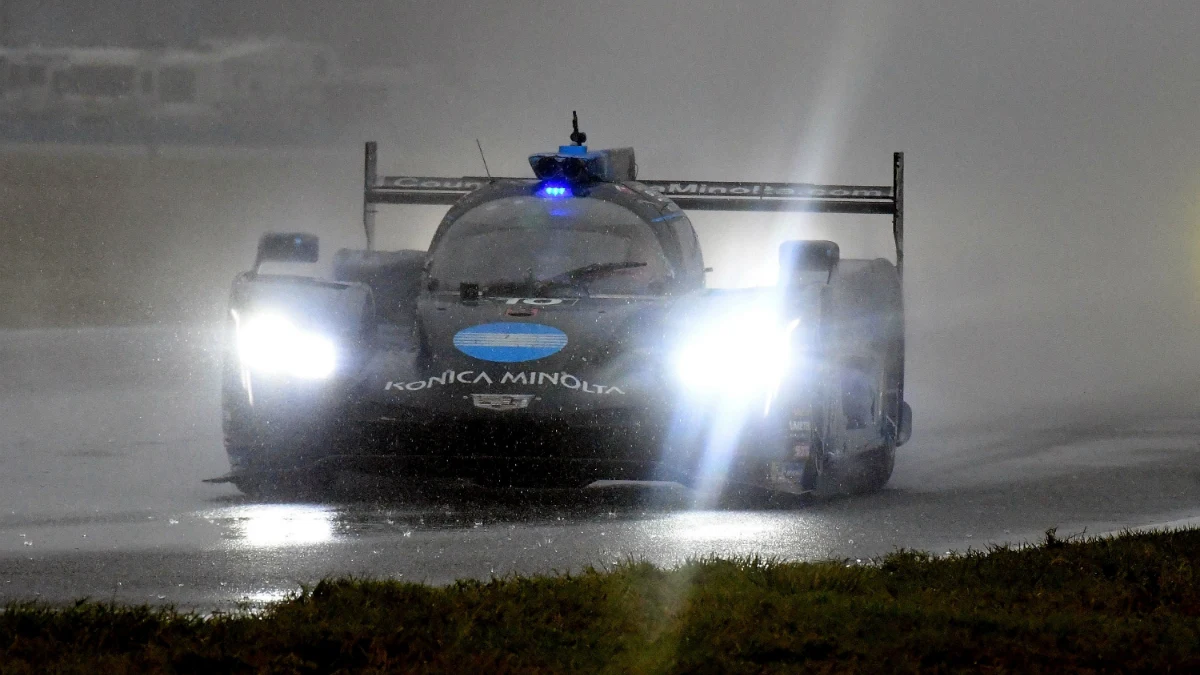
9 0 1200 415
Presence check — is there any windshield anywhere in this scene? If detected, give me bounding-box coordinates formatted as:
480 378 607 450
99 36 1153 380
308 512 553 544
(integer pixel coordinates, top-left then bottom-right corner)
428 195 670 295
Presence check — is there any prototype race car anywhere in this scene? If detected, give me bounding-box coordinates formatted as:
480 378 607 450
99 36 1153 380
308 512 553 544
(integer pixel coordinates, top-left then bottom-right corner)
211 117 912 497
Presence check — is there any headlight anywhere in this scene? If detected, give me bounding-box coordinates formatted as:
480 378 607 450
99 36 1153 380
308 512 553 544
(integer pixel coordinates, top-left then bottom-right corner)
673 310 800 394
236 313 337 380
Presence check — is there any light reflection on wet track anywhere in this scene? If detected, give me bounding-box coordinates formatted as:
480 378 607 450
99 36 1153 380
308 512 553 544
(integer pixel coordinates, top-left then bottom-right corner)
1 327 1198 609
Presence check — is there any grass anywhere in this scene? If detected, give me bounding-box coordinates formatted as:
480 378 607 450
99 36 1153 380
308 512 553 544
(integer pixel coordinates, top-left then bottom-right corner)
2 528 1198 673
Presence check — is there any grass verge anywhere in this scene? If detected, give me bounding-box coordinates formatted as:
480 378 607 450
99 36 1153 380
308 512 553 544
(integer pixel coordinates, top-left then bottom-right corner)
3 528 1198 673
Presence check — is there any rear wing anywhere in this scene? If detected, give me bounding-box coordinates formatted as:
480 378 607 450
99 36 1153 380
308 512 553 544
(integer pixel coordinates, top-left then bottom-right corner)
362 142 904 277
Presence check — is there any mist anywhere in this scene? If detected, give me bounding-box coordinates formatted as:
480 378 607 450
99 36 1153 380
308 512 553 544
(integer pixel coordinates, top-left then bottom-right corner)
4 0 1199 432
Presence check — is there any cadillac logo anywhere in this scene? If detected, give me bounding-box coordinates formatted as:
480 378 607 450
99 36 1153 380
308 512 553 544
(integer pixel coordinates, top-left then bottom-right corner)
471 393 534 411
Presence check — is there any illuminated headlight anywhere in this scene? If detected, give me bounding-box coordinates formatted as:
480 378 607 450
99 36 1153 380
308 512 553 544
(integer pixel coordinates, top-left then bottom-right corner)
673 311 800 393
236 313 337 379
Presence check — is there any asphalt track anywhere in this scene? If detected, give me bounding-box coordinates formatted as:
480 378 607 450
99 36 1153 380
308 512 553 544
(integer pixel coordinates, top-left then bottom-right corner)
1 326 1197 610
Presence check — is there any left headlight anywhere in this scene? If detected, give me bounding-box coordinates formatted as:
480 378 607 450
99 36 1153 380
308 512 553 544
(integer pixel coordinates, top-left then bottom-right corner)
236 313 337 380
672 310 800 394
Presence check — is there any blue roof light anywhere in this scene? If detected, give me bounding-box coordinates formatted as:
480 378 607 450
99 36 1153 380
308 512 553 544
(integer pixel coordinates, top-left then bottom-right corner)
538 184 569 199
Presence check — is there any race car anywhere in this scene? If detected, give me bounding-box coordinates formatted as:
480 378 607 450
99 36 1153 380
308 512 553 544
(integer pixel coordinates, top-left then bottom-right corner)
211 117 912 497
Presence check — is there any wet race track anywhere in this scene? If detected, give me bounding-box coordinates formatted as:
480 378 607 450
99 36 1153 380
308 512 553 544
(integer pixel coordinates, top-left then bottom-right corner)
1 326 1198 610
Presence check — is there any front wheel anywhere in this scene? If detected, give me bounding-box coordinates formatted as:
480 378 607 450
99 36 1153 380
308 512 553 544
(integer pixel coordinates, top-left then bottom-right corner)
226 462 335 500
222 398 343 498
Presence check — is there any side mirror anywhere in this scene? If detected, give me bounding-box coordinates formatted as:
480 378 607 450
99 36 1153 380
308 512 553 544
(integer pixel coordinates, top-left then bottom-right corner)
254 232 319 272
896 401 913 446
779 239 839 285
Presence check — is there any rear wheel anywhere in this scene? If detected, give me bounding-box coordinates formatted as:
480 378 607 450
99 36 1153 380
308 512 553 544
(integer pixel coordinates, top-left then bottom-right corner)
840 442 895 494
818 353 898 495
812 441 895 496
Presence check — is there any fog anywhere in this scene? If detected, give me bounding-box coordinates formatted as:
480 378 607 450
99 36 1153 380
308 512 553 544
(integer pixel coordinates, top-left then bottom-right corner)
4 0 1200 430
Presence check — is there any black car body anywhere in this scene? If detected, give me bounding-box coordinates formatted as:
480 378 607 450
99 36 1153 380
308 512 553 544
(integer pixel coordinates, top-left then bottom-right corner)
215 137 912 496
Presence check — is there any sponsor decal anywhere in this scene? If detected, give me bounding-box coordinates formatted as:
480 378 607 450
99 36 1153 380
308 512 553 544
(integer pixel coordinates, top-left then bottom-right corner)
769 461 809 484
384 370 625 395
780 462 807 481
640 181 889 199
378 176 488 191
386 370 494 391
472 393 534 411
788 419 812 433
453 322 568 362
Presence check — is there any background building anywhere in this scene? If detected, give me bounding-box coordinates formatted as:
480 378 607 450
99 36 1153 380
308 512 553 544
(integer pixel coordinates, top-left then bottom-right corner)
0 37 416 144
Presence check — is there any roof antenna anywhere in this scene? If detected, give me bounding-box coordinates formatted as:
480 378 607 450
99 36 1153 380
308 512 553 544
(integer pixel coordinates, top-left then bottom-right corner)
569 111 587 146
475 138 492 178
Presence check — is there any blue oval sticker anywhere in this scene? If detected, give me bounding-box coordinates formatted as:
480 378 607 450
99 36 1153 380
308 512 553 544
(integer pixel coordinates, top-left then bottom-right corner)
453 322 568 363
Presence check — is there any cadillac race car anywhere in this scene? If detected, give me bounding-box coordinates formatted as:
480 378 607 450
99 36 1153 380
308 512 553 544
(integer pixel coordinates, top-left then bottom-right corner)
211 120 912 497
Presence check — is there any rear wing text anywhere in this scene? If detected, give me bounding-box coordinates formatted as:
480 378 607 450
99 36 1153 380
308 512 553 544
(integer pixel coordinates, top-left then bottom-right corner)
362 142 904 276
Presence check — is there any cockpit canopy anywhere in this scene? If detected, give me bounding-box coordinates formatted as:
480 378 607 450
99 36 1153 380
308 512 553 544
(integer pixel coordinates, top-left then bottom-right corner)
427 193 672 296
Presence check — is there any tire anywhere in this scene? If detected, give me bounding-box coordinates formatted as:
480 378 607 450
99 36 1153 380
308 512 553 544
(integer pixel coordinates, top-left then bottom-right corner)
820 442 895 495
222 398 340 498
229 473 271 499
229 468 333 500
820 350 898 496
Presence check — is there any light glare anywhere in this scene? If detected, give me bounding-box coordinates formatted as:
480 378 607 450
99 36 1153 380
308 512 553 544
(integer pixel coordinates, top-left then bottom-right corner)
237 313 336 379
673 310 798 394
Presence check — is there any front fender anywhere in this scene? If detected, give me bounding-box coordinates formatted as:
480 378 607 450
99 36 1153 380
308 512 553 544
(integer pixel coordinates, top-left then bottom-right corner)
222 273 375 417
